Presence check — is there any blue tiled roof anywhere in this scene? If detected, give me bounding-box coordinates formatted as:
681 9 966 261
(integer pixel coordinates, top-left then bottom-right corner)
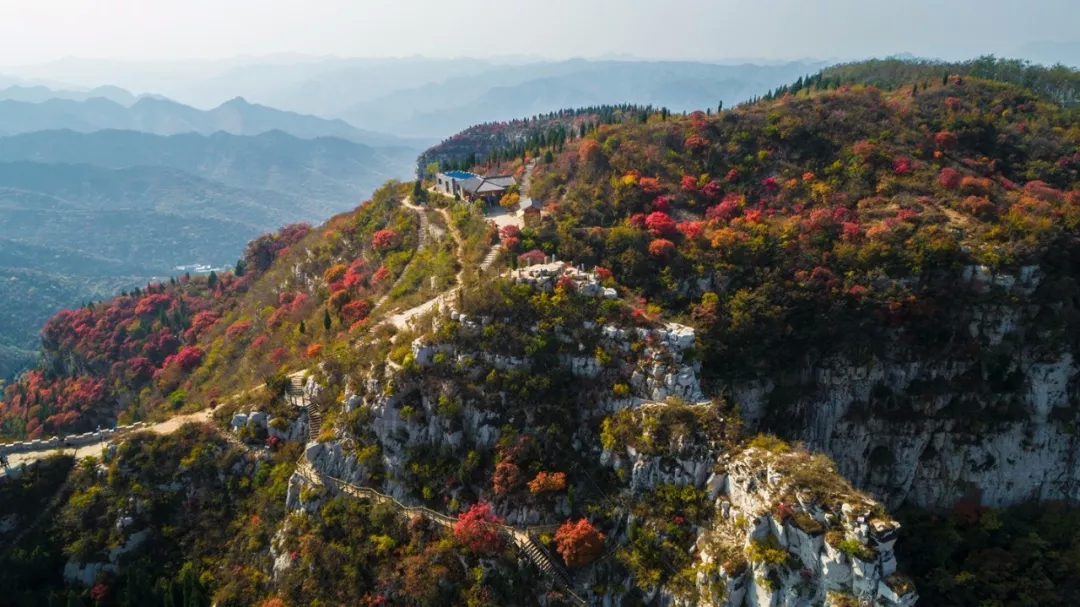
444 171 478 180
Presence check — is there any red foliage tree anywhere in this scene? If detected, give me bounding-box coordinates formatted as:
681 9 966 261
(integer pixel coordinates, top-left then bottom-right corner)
648 238 676 257
372 266 392 283
578 139 602 164
173 346 204 371
554 519 605 566
517 249 547 266
493 460 522 495
680 175 698 192
939 168 962 190
677 221 705 241
702 180 723 199
644 212 677 237
372 229 398 250
528 471 567 494
935 131 959 151
340 299 372 323
453 502 505 553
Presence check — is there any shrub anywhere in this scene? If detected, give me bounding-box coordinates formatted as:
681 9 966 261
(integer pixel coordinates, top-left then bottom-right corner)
528 471 567 494
453 502 505 553
555 518 605 566
746 534 788 566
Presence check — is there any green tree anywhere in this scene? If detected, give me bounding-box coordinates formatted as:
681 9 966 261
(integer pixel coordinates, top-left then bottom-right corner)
206 271 217 290
234 260 245 277
323 308 332 332
298 320 306 335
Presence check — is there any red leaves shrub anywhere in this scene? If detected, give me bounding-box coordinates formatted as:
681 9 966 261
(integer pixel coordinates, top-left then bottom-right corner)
372 266 391 283
173 346 204 371
841 222 862 241
271 347 287 363
578 139 601 163
252 335 268 349
517 249 547 266
935 131 959 151
677 221 704 240
684 134 709 151
528 471 567 494
961 176 994 195
939 168 962 190
453 502 505 553
945 96 962 110
706 194 742 221
306 344 324 359
628 213 647 229
959 196 998 220
225 319 252 340
340 299 372 323
680 175 698 192
648 239 676 257
702 180 723 199
90 583 110 602
893 157 913 175
372 229 398 250
644 212 677 237
555 519 605 567
639 176 661 194
134 293 172 316
493 460 522 495
503 236 521 251
500 225 521 240
652 196 670 212
596 266 613 280
761 176 779 191
726 168 740 182
852 140 876 160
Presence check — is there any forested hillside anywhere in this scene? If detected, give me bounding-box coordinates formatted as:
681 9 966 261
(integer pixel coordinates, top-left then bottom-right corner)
3 59 1080 606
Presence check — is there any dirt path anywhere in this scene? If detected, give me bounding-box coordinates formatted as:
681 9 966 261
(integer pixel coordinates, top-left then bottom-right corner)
1 408 215 476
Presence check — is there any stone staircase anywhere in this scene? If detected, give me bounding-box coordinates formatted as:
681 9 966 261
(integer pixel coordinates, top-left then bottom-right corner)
480 243 502 271
519 532 583 604
286 374 322 441
295 462 586 606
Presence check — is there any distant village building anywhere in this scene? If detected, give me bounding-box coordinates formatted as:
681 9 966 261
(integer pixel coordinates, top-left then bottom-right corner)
435 171 517 204
519 197 544 227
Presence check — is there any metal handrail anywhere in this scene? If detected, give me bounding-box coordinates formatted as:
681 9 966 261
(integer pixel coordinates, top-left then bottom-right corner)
295 461 587 605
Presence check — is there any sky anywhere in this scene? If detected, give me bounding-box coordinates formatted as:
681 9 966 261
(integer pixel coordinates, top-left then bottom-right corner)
0 0 1076 66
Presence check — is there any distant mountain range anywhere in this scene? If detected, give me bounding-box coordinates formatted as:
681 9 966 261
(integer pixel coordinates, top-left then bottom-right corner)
0 129 417 210
0 84 139 105
0 95 426 148
0 57 829 138
340 60 830 137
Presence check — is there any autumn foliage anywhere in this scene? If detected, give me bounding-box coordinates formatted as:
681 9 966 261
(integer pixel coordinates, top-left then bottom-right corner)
453 502 505 553
554 518 605 566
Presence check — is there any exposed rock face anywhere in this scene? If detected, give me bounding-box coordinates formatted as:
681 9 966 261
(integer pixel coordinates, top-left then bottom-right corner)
693 448 917 607
736 351 1079 509
731 265 1080 509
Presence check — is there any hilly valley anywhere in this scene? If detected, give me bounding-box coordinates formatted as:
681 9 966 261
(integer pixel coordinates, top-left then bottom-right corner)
0 95 422 147
1 57 1079 606
0 123 418 381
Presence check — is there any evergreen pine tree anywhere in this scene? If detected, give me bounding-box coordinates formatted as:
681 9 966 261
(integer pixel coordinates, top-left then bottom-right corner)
234 260 245 277
323 308 332 331
943 72 949 86
298 320 306 335
207 271 217 290
717 100 723 112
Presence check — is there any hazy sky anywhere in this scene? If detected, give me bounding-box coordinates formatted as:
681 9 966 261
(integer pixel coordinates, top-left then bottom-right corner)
0 0 1076 65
